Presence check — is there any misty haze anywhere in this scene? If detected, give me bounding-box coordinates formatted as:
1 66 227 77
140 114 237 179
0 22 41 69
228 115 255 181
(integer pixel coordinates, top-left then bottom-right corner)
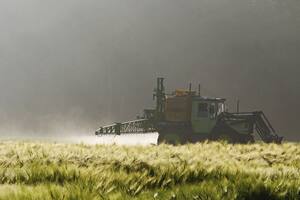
0 0 299 141
1 1 300 199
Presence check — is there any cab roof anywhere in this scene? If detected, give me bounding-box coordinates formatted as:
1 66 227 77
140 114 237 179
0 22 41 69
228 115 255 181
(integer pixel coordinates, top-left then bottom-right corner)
192 96 226 102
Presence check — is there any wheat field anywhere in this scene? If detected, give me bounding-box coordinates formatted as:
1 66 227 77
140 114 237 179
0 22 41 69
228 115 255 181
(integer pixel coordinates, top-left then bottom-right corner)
0 141 299 200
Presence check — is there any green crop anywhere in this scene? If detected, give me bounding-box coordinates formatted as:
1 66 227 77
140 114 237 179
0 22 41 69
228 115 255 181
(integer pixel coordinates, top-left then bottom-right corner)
0 141 299 200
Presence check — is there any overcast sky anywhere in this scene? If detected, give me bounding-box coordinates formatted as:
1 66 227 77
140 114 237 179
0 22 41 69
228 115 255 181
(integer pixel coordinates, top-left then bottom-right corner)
0 0 299 139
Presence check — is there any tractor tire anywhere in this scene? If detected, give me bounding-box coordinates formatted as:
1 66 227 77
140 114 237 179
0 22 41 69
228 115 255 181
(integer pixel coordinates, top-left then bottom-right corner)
157 133 185 145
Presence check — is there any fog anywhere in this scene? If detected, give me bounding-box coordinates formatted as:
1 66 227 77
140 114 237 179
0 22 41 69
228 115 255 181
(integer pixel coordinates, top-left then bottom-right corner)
0 0 299 140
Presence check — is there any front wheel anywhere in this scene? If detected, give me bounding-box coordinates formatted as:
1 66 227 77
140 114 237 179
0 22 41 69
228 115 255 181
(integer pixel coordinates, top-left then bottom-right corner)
157 133 185 145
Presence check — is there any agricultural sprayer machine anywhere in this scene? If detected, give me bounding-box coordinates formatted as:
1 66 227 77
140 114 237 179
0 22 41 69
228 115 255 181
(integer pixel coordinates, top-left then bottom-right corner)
95 78 283 144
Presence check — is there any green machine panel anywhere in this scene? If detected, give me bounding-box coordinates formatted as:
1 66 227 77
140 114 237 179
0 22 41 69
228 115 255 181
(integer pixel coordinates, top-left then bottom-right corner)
191 99 217 134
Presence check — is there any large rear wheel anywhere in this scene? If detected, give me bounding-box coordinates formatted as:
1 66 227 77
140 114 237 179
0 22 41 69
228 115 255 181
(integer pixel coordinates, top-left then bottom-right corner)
211 122 255 143
212 132 254 143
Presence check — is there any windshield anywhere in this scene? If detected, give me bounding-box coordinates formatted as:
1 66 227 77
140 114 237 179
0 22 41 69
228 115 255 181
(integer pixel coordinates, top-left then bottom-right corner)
217 103 225 115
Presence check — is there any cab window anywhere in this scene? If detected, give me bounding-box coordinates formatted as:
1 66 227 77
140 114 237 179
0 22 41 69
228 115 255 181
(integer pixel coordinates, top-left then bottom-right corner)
209 104 215 114
209 103 216 119
197 103 208 117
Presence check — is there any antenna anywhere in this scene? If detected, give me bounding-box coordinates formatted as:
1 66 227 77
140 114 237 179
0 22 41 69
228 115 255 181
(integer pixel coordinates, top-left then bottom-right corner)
237 99 240 113
198 84 201 96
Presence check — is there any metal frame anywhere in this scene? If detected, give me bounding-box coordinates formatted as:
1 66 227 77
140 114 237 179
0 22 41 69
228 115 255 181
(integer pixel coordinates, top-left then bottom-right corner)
218 111 282 143
95 119 156 135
